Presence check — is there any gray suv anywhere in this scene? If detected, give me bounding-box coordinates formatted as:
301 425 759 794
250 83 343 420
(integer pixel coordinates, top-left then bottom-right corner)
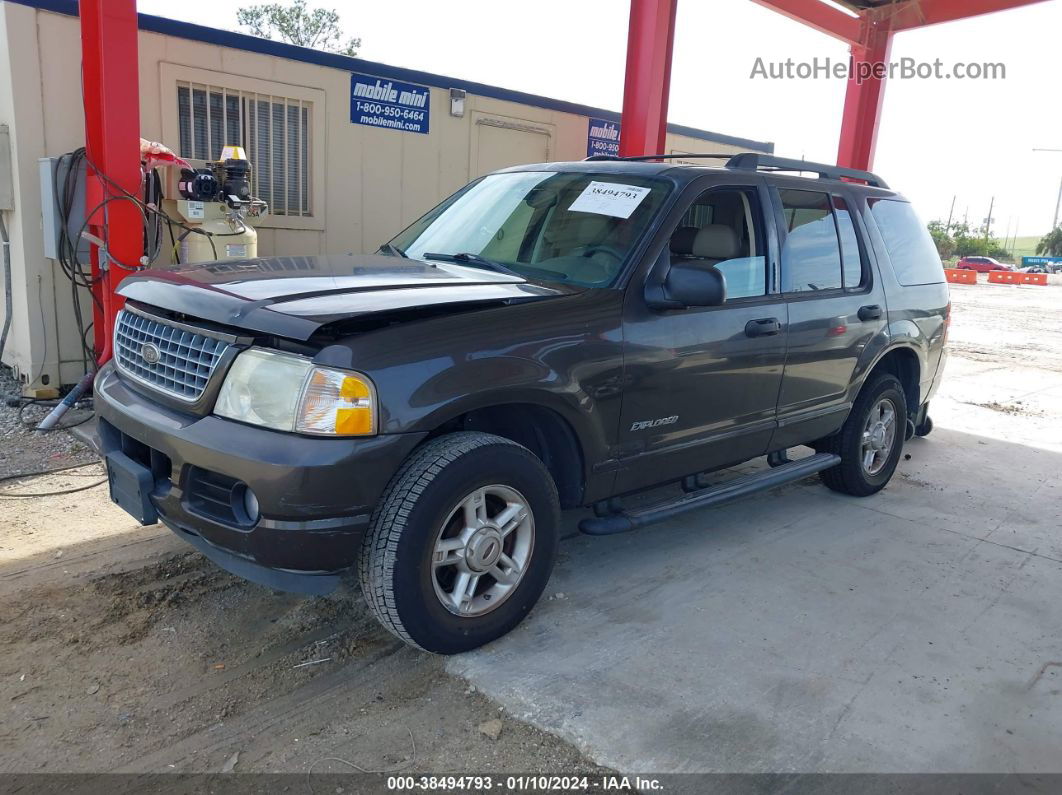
97 153 949 653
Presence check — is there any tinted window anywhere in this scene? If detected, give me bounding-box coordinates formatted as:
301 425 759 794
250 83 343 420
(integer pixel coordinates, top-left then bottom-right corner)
779 189 842 293
668 188 767 299
833 196 864 289
869 199 945 286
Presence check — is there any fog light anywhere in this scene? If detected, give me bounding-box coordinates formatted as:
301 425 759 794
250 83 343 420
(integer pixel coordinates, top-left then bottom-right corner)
240 485 260 523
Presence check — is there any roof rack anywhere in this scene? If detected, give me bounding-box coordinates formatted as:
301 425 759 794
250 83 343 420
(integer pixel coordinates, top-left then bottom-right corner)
725 153 889 188
584 153 733 162
582 151 888 188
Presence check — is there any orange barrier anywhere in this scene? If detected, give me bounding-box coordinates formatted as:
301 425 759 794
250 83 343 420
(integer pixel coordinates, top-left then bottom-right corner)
987 270 1022 284
945 268 976 284
1018 272 1048 286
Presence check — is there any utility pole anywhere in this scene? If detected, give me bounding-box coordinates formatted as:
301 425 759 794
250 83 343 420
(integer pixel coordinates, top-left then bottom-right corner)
946 195 956 232
1033 148 1062 232
1054 176 1062 231
984 196 995 245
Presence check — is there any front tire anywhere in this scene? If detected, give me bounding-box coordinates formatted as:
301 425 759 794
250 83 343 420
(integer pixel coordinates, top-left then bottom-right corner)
819 374 907 497
359 432 560 654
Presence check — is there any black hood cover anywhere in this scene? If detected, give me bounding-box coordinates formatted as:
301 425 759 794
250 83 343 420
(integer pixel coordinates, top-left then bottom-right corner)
117 254 571 341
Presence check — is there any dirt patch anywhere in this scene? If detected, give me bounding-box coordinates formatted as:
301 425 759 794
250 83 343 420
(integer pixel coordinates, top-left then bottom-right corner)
946 282 1062 374
0 531 610 775
960 399 1043 416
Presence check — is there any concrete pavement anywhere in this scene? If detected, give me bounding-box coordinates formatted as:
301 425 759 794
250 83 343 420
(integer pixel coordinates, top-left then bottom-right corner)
449 356 1062 773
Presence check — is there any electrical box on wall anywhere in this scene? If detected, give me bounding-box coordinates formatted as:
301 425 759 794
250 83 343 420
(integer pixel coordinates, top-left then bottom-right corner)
39 155 89 261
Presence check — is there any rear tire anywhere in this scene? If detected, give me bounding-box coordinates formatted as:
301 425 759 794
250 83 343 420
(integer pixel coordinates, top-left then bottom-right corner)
819 374 907 497
359 432 560 654
915 415 933 437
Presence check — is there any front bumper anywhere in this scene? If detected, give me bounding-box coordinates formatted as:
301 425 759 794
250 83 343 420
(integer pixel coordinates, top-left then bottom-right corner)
94 362 427 586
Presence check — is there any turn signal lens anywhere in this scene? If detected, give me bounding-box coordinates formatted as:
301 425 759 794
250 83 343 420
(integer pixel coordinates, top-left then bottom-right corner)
295 368 376 436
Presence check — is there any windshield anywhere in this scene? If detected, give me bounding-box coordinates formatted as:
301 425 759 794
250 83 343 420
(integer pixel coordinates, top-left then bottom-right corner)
386 171 671 287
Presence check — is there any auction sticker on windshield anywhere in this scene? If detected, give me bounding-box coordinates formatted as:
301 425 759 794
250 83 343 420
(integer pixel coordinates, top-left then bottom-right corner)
568 181 651 219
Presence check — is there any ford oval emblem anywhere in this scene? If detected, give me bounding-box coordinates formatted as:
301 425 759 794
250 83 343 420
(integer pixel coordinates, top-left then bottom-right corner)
141 343 161 364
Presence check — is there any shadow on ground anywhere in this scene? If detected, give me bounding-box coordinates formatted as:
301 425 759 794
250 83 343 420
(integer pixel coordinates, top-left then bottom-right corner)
449 427 1062 774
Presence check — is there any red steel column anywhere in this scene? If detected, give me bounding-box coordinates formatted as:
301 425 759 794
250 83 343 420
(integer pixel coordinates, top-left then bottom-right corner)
618 0 678 157
80 0 141 364
836 19 893 171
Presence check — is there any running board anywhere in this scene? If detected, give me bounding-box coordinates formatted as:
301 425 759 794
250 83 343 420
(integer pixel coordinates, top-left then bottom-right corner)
579 453 841 536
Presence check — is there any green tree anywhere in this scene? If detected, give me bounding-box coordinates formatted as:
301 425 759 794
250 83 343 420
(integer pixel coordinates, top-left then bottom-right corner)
943 220 1012 260
1036 227 1062 257
237 0 361 56
927 219 956 259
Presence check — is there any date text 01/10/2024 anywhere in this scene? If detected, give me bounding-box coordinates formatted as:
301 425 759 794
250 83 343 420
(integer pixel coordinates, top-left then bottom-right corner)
385 775 664 791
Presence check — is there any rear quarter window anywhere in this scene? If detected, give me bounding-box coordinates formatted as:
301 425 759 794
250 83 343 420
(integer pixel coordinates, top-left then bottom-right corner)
868 199 945 286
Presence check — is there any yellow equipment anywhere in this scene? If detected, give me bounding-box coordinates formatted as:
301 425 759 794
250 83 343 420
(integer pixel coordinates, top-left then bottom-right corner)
166 145 267 264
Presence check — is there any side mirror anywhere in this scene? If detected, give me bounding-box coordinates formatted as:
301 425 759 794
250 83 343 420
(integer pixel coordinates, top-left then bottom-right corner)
647 262 727 309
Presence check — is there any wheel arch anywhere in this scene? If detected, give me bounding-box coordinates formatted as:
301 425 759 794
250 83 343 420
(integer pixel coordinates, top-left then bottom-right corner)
862 345 921 416
423 401 587 509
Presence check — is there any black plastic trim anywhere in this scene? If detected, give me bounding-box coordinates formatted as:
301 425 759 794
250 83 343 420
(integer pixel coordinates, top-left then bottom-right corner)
579 453 841 535
727 154 888 189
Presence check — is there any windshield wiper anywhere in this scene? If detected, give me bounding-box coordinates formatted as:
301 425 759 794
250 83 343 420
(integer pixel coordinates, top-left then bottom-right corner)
379 242 408 258
422 254 522 278
422 252 521 277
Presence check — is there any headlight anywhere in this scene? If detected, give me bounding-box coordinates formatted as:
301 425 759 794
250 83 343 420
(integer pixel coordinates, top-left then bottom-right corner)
214 348 376 436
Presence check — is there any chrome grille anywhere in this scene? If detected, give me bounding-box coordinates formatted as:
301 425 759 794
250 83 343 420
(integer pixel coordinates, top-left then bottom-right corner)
114 309 231 402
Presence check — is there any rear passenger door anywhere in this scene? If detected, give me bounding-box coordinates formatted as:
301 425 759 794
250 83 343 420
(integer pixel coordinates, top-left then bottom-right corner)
770 180 888 448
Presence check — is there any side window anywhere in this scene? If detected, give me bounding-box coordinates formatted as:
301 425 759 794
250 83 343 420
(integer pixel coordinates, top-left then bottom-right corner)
677 203 714 229
779 189 842 293
833 196 865 290
668 188 767 299
868 199 945 286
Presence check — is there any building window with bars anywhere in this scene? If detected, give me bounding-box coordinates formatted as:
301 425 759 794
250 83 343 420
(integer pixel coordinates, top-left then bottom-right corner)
177 82 312 217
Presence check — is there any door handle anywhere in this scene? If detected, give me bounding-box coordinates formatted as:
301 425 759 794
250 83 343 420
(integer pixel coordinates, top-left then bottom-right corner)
858 304 883 321
745 318 781 337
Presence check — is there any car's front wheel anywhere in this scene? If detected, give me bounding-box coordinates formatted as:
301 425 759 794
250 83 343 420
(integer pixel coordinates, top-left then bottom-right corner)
359 432 560 654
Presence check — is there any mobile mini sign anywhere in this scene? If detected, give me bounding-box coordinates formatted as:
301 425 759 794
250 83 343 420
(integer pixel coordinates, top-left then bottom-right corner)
586 117 621 158
350 74 430 134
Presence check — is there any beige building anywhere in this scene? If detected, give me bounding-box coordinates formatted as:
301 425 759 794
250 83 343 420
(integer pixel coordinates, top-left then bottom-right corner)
0 0 772 390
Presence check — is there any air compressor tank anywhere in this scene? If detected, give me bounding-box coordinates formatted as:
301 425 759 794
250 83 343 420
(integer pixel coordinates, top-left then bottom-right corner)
164 199 259 264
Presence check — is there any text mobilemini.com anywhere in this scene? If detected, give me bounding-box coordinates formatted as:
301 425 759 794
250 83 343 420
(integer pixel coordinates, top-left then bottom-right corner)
750 56 1007 84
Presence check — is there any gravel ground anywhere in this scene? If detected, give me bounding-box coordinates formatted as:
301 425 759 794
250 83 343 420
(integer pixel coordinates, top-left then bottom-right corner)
0 366 98 480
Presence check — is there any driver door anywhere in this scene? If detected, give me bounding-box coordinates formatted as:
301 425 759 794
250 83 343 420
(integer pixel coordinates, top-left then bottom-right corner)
615 178 788 494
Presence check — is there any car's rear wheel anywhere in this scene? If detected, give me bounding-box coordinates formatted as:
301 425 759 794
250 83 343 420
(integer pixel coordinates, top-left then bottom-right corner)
818 374 907 497
359 432 560 654
914 414 933 437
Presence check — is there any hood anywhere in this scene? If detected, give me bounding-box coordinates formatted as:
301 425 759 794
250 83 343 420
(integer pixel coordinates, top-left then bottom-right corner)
117 254 572 341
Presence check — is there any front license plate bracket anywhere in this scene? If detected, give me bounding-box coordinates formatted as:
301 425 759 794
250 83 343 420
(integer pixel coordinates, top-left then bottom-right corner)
105 451 159 525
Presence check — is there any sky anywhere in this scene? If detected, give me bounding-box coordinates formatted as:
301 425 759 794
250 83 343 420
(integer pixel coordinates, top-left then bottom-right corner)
137 0 1062 239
